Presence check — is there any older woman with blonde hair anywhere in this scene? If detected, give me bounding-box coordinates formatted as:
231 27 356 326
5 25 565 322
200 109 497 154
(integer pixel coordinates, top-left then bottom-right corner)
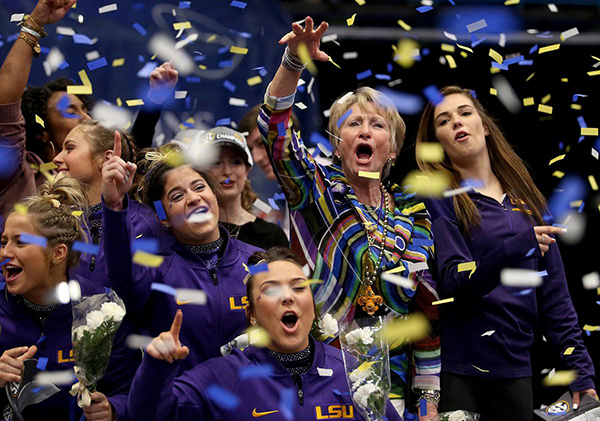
257 16 440 420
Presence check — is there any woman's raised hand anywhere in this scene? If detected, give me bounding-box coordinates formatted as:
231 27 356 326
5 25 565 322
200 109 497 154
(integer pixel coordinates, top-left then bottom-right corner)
279 16 330 62
30 0 78 26
0 345 37 387
147 310 190 364
102 131 137 211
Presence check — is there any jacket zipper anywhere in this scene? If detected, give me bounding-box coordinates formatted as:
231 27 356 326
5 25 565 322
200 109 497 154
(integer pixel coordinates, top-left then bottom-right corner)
293 374 304 405
500 199 514 231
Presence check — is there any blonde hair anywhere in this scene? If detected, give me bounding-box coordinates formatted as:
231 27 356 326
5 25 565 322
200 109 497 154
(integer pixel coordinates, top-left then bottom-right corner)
241 180 258 212
327 87 406 179
16 173 88 270
416 86 547 236
76 120 137 163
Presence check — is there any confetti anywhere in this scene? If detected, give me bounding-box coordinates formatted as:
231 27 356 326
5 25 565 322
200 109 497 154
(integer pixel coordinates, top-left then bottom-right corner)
416 5 433 13
126 334 153 350
240 364 274 379
253 198 272 214
381 273 414 289
20 233 47 248
563 347 575 356
445 55 457 69
548 4 558 12
87 57 107 71
381 313 430 344
317 367 333 377
356 69 373 80
297 279 324 288
408 261 429 273
504 0 519 4
417 143 444 162
589 176 598 191
397 20 412 31
358 171 380 179
443 31 457 41
246 326 270 347
247 75 262 86
112 58 125 67
230 0 247 8
73 242 99 255
10 13 25 22
67 85 93 95
538 104 553 114
523 97 534 106
248 262 269 275
423 85 444 105
336 108 353 128
35 115 45 127
355 0 365 4
346 13 357 26
539 44 560 54
132 22 147 36
36 357 48 371
548 154 565 165
432 297 454 305
481 330 495 337
230 46 248 54
471 365 489 373
489 49 503 64
98 4 118 14
560 28 579 42
489 88 497 96
543 370 576 387
133 251 164 267
581 128 599 136
458 261 477 278
467 19 488 33
553 171 565 178
173 22 192 30
541 94 551 104
126 99 145 107
441 44 455 53
500 268 543 287
588 70 600 76
583 324 599 331
207 385 240 410
35 370 76 385
279 388 294 420
582 272 600 290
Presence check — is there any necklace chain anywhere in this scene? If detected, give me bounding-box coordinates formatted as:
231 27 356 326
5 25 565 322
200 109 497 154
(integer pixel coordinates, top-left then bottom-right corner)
363 183 389 286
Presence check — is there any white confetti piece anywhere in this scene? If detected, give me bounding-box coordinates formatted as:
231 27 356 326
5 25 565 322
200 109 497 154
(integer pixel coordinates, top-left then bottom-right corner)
499 33 506 48
295 102 307 110
174 90 188 99
126 334 154 350
443 186 473 197
56 26 76 36
343 51 359 60
317 143 332 157
467 19 487 33
592 148 599 160
91 102 132 130
10 13 25 22
548 3 558 13
500 268 543 287
337 92 354 104
407 261 429 273
582 272 600 290
307 77 315 94
560 27 579 42
481 330 495 337
443 31 457 41
322 34 338 43
149 33 194 76
175 33 199 50
229 97 247 107
317 367 333 377
253 198 272 214
86 50 100 61
381 272 415 289
35 370 76 385
98 3 118 14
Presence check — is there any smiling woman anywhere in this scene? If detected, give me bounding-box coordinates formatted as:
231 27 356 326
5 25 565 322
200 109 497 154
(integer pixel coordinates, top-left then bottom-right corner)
127 248 403 421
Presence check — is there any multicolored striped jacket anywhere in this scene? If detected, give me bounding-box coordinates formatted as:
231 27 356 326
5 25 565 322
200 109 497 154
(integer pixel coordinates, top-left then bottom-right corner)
258 89 441 401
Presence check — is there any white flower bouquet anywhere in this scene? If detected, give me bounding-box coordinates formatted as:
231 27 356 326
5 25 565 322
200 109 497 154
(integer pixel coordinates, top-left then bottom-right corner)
70 290 126 408
339 316 390 421
431 410 481 421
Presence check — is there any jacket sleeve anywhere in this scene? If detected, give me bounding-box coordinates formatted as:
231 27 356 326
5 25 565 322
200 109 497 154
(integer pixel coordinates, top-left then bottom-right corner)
130 104 161 150
536 241 596 391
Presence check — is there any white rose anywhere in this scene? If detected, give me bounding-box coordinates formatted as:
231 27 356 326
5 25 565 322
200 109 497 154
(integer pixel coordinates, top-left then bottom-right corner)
86 310 104 331
73 325 90 340
349 367 371 387
318 314 338 338
449 411 468 421
353 383 380 409
345 327 374 346
100 302 125 323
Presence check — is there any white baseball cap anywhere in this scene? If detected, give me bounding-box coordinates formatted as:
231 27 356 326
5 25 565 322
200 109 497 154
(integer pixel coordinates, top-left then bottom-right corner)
204 126 253 167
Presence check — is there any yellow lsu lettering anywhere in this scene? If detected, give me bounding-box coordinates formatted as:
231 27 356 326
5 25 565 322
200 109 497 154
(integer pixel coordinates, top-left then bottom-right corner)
57 349 75 363
315 405 354 419
229 295 248 311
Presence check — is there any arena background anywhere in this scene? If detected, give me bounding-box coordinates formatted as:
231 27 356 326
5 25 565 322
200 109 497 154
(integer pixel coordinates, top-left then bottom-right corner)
1 0 598 409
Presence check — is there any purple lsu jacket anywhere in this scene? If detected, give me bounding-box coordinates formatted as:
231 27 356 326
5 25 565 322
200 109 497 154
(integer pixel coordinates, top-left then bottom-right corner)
128 337 403 421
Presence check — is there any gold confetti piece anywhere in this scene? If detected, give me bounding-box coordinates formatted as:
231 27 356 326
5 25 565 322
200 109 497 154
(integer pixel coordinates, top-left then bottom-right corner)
355 0 365 5
173 21 191 30
460 51 468 58
126 99 145 107
564 347 575 355
78 69 91 86
132 250 164 267
247 75 262 86
523 97 534 106
14 204 28 215
543 370 577 387
358 171 380 179
67 85 93 95
581 127 599 136
40 162 58 172
526 72 535 82
124 121 132 131
458 261 477 278
549 154 566 165
588 70 600 76
297 279 324 288
116 98 122 107
381 313 430 345
457 44 474 53
570 200 582 208
328 57 341 69
112 58 125 67
553 171 565 178
432 297 454 305
490 88 497 96
297 43 317 74
393 38 419 69
346 13 357 26
441 43 456 53
589 175 598 191
571 104 582 110
539 44 560 54
561 78 568 82
490 67 501 75
402 170 449 197
196 64 206 70
385 265 406 274
592 55 600 61
418 143 445 162
541 94 551 104
206 34 217 43
71 210 83 217
538 104 553 114
150 52 158 60
489 48 503 64
246 326 270 347
504 0 519 4
471 364 489 373
397 20 411 31
583 324 599 331
230 46 248 54
35 115 45 127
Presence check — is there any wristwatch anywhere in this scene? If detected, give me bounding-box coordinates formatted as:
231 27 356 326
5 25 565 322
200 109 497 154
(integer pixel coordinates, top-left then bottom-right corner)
416 389 441 408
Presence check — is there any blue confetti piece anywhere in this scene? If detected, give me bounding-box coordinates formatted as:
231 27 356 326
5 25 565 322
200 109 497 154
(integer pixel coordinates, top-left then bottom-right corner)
73 241 100 255
249 262 269 275
448 0 456 4
132 22 147 36
596 301 600 306
535 270 548 277
279 388 294 420
217 46 230 54
423 85 444 105
58 60 69 70
559 142 564 150
194 54 205 62
548 175 588 222
578 136 584 144
137 62 158 78
224 177 231 185
223 80 236 92
179 1 191 8
229 29 252 39
216 118 231 126
37 357 48 371
586 330 591 336
573 94 587 102
73 34 94 45
471 37 486 48
133 238 159 254
491 62 509 71
525 247 536 257
416 5 433 13
504 55 524 66
154 200 167 221
356 69 373 80
7 34 18 43
375 74 391 80
87 57 108 71
258 68 268 77
185 76 202 83
0 258 9 266
273 193 286 201
297 85 306 93
518 60 534 65
206 384 240 409
333 389 350 396
421 48 430 56
219 60 234 68
0 282 4 290
529 44 538 54
151 283 177 296
32 387 44 394
268 198 280 211
594 138 600 150
138 55 145 62
21 233 47 248
181 120 194 128
336 108 353 129
57 94 80 119
387 63 393 72
36 335 46 345
277 122 286 138
239 364 274 379
577 116 587 128
412 238 434 247
578 202 585 213
104 287 111 294
230 0 247 9
40 46 50 55
512 288 532 296
420 399 427 417
309 132 330 148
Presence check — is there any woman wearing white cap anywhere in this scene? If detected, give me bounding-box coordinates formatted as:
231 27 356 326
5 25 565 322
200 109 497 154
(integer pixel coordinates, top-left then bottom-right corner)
205 126 289 250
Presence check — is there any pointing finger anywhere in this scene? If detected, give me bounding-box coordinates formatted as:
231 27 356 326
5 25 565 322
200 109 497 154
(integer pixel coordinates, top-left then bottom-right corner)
169 309 183 340
113 131 122 159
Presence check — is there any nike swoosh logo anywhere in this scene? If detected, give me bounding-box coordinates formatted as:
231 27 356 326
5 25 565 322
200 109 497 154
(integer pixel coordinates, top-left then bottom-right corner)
252 408 279 417
176 299 198 305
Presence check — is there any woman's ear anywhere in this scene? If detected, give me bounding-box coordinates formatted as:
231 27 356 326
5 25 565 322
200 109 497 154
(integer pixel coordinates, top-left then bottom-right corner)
103 149 114 164
484 126 490 136
50 244 68 266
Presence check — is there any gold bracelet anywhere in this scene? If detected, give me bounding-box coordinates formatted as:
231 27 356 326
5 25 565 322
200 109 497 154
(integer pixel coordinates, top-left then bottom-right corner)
20 15 48 38
17 32 41 57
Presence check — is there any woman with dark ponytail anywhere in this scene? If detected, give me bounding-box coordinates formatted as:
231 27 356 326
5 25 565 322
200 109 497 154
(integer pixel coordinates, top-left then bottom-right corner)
0 174 137 421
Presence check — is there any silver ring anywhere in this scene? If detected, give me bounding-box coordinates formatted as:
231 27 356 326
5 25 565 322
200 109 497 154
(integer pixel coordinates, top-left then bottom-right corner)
541 237 545 244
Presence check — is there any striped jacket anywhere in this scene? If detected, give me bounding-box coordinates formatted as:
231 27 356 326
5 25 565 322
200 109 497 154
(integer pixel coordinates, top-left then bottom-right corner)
258 89 441 399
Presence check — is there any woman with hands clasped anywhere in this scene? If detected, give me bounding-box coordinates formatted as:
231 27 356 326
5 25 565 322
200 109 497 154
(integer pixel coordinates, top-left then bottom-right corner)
259 17 440 419
127 248 402 421
416 86 596 420
101 140 260 373
0 174 138 421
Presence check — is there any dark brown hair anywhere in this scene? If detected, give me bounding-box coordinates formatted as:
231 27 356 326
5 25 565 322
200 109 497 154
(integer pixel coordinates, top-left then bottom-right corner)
415 86 547 235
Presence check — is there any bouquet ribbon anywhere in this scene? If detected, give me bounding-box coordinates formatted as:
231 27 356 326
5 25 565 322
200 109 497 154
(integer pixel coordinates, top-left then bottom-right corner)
69 366 92 408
